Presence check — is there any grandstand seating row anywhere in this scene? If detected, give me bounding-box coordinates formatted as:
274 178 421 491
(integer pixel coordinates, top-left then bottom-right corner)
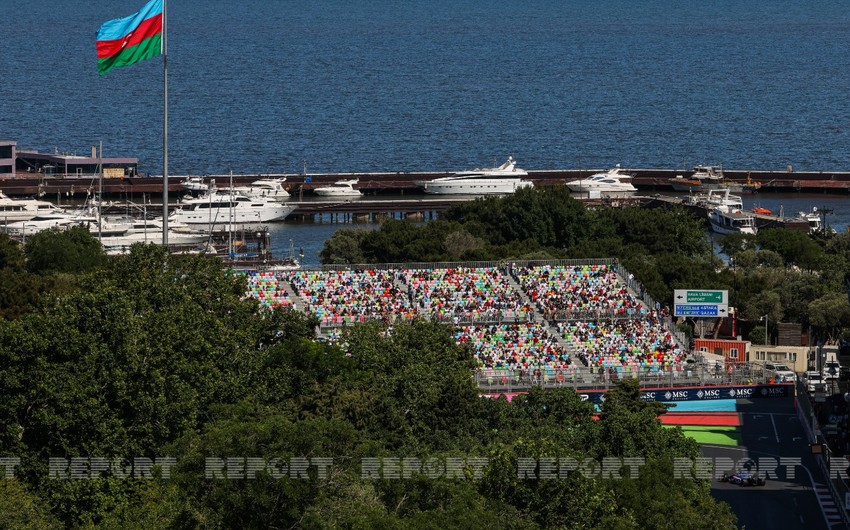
240 265 686 371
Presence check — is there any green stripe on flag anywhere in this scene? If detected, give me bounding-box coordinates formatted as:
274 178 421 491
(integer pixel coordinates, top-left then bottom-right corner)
98 34 162 76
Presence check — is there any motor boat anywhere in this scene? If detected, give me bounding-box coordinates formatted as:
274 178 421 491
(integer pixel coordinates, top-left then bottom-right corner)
237 178 290 200
697 188 743 211
708 207 757 235
170 192 295 228
94 217 209 254
180 176 209 193
0 190 65 223
565 164 637 194
795 207 836 235
417 156 534 195
313 179 363 197
3 209 98 237
223 178 291 200
670 165 741 193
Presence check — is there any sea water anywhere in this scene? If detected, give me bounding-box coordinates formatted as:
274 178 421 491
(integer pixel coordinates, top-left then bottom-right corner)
3 0 850 262
3 0 850 175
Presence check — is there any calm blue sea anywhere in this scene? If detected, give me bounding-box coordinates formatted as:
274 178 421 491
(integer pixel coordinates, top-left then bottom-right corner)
3 1 850 263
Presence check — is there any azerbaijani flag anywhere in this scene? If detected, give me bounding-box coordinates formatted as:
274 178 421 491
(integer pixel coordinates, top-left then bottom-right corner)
96 0 163 76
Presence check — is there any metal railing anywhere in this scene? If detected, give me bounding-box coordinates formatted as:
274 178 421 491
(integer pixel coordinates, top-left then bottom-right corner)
613 262 689 348
474 361 770 392
796 382 850 527
314 258 619 272
550 307 650 322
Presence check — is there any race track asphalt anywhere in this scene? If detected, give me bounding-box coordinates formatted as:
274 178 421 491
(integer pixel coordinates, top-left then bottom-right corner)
700 397 839 530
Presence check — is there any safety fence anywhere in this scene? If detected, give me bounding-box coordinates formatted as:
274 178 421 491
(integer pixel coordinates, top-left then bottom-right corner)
314 258 619 272
474 361 771 392
316 309 536 330
550 307 651 322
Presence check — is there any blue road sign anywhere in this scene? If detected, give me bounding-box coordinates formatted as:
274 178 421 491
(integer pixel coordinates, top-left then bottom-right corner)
675 304 721 317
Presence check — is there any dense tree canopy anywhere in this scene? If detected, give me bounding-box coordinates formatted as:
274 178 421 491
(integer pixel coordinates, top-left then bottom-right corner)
5 189 850 527
0 235 737 528
321 187 850 343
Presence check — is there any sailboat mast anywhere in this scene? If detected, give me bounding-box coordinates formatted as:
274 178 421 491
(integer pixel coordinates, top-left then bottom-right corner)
161 0 169 245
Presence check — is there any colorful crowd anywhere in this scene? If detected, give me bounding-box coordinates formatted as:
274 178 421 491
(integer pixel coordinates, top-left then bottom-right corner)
239 263 687 371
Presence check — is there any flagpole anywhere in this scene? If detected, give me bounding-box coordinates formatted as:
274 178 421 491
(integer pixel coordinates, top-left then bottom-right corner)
98 139 103 240
162 0 169 245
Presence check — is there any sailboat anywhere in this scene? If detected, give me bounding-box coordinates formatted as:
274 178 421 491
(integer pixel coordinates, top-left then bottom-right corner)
266 239 302 271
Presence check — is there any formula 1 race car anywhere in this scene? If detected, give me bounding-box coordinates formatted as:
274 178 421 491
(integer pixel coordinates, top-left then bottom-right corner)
719 468 766 487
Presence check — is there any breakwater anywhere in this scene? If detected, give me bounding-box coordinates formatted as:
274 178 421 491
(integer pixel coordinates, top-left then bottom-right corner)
3 167 850 198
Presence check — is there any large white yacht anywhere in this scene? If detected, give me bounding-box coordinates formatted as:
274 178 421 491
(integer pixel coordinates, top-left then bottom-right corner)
417 156 533 195
313 179 363 198
94 217 209 254
170 192 295 228
708 207 757 235
565 164 637 194
0 190 65 223
3 210 98 237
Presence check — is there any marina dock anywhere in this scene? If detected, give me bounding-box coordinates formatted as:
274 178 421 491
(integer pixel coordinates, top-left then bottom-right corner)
3 167 850 198
640 195 811 232
94 194 811 231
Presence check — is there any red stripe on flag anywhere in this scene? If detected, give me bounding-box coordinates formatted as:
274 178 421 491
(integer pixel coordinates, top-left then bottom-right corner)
96 14 162 60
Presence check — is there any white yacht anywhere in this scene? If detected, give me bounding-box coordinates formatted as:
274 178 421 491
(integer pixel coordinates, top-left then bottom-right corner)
0 190 65 223
313 179 363 197
170 192 295 228
417 156 533 195
180 176 209 193
3 210 98 237
694 188 744 210
708 207 757 235
239 178 290 200
565 164 637 194
795 207 836 235
94 218 209 254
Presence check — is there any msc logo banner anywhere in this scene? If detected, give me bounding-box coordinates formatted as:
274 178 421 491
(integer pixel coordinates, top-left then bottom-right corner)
560 385 789 405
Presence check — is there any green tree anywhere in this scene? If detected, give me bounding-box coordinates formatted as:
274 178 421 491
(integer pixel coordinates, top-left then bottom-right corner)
445 187 592 249
595 206 708 258
319 227 370 264
0 233 25 271
757 227 824 270
24 226 107 275
592 379 694 459
749 325 768 345
0 480 59 530
0 268 42 319
808 292 850 343
443 228 485 260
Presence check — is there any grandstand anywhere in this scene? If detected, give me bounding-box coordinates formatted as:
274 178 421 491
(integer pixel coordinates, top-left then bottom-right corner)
238 259 704 386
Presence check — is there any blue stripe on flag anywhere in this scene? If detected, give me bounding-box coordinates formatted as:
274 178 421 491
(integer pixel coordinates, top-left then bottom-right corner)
96 0 163 42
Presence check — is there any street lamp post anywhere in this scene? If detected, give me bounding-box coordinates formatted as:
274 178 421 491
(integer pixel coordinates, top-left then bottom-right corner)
760 314 769 346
